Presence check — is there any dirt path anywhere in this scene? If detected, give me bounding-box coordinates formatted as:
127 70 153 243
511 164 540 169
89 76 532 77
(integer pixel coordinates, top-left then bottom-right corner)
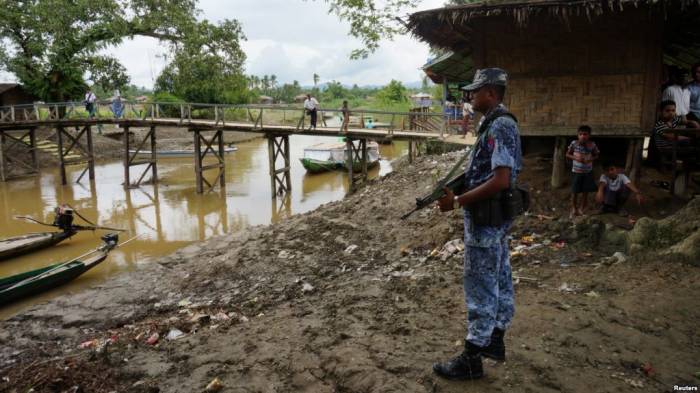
1 152 698 393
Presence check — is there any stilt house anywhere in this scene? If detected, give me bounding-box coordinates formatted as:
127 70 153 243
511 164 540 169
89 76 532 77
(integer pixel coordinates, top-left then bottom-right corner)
408 0 700 186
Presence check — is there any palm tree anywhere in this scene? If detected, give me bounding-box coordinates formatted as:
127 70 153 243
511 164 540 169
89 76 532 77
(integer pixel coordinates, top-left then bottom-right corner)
313 73 320 86
270 74 277 89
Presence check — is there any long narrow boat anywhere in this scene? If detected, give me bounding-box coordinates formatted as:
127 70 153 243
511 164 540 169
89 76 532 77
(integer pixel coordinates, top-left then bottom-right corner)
0 234 119 306
300 141 380 173
0 231 77 261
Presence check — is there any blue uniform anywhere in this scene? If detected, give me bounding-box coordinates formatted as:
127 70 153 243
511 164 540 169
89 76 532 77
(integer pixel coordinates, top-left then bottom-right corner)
462 104 522 347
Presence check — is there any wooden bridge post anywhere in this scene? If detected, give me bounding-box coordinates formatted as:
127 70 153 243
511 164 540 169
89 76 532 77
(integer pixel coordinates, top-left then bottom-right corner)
57 126 67 185
193 129 225 194
123 126 131 188
150 126 158 183
217 129 225 187
194 129 203 194
0 132 5 182
86 126 95 181
267 135 291 198
346 138 354 193
346 138 368 193
29 127 38 172
408 140 414 164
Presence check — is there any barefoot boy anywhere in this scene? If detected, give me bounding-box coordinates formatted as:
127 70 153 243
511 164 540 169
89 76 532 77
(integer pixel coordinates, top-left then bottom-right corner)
566 125 600 217
596 162 643 216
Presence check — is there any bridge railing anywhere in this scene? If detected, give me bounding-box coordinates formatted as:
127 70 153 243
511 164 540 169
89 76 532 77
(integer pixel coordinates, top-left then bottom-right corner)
0 101 456 136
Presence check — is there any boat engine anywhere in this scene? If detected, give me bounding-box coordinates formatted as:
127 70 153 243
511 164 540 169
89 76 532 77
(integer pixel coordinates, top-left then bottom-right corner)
53 205 74 231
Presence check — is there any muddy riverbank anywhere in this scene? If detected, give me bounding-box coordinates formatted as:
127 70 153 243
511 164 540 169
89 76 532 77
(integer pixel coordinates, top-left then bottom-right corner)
1 152 698 393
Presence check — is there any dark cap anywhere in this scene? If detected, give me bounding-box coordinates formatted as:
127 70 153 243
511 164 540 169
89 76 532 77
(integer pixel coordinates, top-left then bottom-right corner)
461 68 508 91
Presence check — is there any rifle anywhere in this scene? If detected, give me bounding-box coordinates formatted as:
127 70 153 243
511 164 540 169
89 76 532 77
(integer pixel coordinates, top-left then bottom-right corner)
401 146 472 220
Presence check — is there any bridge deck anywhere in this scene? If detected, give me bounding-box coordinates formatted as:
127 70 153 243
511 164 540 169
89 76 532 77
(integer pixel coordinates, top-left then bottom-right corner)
0 118 448 141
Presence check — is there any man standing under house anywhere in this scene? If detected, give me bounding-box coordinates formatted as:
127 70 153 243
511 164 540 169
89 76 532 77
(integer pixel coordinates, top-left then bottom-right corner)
303 93 319 130
434 68 522 380
687 62 700 122
662 66 690 121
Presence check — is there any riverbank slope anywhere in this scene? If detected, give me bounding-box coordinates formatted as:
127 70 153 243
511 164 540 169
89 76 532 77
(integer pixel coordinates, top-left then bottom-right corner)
1 151 698 393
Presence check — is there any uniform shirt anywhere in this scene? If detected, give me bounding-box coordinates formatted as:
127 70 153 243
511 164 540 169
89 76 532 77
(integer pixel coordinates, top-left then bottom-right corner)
652 116 682 150
463 104 522 247
303 97 319 111
662 85 690 116
688 82 700 117
567 140 599 173
600 173 630 192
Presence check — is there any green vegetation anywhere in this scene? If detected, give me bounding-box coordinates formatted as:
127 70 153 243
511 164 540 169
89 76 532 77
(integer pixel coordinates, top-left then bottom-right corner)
0 0 246 102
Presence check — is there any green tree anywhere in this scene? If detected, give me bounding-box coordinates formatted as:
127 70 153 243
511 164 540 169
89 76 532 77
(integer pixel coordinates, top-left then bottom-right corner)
323 80 346 100
377 80 407 103
0 0 246 102
320 0 481 59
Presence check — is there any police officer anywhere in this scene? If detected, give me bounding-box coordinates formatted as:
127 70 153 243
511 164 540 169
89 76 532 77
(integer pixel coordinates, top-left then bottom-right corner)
434 68 522 380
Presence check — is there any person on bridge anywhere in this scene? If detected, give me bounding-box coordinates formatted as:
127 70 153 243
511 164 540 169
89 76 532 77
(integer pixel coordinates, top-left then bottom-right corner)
434 68 522 381
111 90 124 126
84 88 97 119
304 94 319 130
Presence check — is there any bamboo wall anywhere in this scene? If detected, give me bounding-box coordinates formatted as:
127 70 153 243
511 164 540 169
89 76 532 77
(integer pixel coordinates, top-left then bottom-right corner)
473 9 662 136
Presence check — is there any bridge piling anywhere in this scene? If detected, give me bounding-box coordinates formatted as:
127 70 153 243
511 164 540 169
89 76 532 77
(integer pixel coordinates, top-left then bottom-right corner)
346 138 368 193
0 133 5 182
267 135 291 198
124 125 158 188
0 129 39 181
193 129 226 193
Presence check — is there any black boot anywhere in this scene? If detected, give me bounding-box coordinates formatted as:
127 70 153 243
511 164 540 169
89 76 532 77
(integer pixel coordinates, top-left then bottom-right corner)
481 328 506 361
432 342 484 380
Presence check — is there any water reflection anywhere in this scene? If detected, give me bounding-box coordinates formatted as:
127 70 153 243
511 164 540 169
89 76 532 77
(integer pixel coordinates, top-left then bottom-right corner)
0 135 407 318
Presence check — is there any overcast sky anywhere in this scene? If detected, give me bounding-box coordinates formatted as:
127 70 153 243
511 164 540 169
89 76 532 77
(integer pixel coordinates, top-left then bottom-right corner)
98 0 445 88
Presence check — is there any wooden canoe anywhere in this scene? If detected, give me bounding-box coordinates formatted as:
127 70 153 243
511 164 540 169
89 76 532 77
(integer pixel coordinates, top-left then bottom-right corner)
0 234 118 306
0 231 76 261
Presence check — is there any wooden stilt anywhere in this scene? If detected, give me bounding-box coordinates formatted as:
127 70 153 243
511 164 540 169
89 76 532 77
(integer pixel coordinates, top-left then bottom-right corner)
194 130 203 194
86 126 95 180
218 130 225 187
629 138 643 183
57 126 67 185
150 126 158 182
551 136 567 189
123 126 130 188
346 138 355 193
361 138 368 181
267 135 291 198
267 136 276 197
408 140 414 164
29 128 37 171
0 132 5 182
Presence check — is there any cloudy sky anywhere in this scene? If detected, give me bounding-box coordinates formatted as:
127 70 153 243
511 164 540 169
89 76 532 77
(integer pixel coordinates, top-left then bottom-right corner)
104 0 446 88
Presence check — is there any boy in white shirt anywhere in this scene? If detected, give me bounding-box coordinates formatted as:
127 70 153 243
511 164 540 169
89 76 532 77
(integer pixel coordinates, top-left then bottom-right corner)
595 162 643 216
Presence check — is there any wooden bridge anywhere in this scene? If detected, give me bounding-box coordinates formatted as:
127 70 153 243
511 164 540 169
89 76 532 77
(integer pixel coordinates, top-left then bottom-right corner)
0 101 464 196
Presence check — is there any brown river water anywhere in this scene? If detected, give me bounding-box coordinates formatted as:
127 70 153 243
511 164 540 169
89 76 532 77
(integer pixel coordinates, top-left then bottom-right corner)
0 135 407 318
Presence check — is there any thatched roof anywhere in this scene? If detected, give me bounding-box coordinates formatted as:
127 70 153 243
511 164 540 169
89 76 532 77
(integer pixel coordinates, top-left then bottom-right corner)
408 0 700 67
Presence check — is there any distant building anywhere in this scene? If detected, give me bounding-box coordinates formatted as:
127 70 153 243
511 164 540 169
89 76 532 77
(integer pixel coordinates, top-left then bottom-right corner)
294 94 308 103
0 83 38 107
259 95 273 104
410 92 432 108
